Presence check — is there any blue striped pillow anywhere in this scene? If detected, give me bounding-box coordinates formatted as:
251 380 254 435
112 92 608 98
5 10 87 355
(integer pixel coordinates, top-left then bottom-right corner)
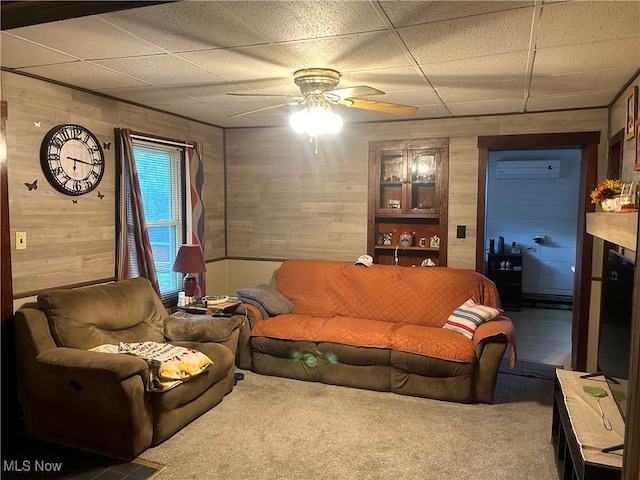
443 299 503 339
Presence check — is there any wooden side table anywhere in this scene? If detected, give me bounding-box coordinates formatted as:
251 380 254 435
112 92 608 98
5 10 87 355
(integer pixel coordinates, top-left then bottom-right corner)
552 369 623 480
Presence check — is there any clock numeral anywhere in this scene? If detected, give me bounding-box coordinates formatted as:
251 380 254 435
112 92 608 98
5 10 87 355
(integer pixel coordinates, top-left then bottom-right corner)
62 127 74 142
51 136 65 149
48 153 61 163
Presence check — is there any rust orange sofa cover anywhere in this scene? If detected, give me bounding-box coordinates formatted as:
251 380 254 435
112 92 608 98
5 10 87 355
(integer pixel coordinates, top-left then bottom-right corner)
245 259 516 403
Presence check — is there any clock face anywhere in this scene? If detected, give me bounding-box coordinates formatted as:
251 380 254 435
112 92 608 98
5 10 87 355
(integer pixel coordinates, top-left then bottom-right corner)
40 124 105 196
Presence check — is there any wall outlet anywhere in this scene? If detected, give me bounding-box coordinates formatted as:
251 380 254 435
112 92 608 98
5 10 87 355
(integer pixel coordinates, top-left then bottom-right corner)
16 231 26 250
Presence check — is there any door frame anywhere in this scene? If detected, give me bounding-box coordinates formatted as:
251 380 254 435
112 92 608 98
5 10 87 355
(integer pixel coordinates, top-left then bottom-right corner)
476 131 600 372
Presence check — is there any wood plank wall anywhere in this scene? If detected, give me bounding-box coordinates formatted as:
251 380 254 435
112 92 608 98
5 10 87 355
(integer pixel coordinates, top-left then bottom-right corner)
226 110 609 271
4 71 224 296
5 69 613 299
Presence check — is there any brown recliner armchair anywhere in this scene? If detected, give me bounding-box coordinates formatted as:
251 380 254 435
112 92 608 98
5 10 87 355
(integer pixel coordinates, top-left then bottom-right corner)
14 277 241 459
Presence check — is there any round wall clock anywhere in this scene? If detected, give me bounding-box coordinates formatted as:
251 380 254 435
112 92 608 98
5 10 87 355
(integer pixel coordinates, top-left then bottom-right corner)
40 124 105 196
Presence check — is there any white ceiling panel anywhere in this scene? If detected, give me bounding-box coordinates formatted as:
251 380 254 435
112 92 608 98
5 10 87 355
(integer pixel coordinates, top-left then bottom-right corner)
424 52 529 88
380 1 534 27
177 45 305 82
277 32 414 72
220 1 387 42
533 38 638 77
7 16 165 59
18 62 149 90
91 54 227 86
536 1 640 48
526 90 620 112
448 98 524 116
2 0 638 129
530 69 633 98
100 2 269 52
399 7 534 64
1 33 78 68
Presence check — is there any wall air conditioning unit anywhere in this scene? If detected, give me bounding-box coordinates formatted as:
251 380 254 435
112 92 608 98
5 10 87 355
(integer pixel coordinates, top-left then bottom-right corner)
495 160 560 179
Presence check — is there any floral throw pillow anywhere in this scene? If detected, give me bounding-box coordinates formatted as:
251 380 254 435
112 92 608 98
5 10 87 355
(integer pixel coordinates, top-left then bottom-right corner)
443 298 503 339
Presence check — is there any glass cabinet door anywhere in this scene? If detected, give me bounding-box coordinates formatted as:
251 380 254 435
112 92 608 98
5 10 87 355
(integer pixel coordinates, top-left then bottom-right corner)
377 150 406 213
409 149 439 213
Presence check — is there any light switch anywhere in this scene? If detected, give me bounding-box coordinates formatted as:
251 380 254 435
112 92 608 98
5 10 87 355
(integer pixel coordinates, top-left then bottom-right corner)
16 231 26 250
456 225 466 239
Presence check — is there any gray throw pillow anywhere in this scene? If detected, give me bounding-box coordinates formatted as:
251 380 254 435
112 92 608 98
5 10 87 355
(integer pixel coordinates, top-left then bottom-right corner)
236 284 294 317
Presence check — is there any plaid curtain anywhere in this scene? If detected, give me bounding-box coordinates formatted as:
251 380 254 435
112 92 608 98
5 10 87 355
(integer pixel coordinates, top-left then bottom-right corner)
115 128 161 297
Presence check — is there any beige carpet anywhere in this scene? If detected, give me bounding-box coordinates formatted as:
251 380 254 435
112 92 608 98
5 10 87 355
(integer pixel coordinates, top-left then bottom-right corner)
140 370 559 480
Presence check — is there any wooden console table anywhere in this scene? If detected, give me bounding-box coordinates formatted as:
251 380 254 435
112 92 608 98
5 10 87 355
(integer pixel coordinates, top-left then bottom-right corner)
552 369 624 480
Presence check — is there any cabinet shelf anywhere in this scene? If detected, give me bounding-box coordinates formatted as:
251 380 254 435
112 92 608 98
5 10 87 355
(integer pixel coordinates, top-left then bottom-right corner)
375 245 439 252
368 137 449 267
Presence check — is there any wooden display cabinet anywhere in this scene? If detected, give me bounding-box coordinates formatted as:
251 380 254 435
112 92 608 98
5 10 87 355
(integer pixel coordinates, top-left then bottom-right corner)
368 138 448 267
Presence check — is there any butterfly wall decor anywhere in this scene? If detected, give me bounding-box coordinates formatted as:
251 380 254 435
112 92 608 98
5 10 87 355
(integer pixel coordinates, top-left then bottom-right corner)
72 199 78 204
33 121 41 128
103 142 111 150
24 179 38 191
97 191 105 199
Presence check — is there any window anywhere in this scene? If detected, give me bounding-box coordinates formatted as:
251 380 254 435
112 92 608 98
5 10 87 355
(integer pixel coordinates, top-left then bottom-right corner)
129 141 186 299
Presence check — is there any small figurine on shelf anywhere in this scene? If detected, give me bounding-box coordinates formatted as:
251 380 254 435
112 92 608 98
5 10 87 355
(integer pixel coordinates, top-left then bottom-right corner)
429 235 440 248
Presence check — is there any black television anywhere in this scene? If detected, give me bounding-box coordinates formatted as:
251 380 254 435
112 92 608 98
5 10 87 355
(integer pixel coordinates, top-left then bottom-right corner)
592 249 634 452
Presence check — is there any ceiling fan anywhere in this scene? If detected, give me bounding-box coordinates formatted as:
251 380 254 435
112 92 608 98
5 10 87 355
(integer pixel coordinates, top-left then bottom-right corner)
227 68 418 118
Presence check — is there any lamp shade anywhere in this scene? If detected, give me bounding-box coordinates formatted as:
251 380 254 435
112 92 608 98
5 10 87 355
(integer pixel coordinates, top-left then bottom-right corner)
172 244 206 274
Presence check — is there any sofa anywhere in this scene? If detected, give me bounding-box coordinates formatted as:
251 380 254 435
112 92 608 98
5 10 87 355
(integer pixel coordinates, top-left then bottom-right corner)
237 259 516 403
14 277 242 458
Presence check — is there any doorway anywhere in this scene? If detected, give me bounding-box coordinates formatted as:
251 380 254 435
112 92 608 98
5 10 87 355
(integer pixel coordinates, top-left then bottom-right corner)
476 132 601 372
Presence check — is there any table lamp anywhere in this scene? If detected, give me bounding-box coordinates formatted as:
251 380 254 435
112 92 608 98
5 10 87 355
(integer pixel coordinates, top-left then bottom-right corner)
172 244 206 298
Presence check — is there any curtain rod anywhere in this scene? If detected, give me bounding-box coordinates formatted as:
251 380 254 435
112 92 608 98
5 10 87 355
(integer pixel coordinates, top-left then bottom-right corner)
130 133 194 149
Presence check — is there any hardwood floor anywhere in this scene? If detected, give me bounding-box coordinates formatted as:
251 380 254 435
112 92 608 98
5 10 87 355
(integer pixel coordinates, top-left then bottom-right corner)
505 307 572 368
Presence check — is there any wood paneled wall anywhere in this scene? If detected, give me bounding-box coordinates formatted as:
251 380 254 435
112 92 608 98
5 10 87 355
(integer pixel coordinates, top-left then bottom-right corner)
4 69 612 298
225 110 609 270
3 71 224 296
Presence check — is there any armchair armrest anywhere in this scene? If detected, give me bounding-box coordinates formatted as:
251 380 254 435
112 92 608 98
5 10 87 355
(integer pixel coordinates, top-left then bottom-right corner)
165 313 243 343
37 347 149 382
473 316 517 368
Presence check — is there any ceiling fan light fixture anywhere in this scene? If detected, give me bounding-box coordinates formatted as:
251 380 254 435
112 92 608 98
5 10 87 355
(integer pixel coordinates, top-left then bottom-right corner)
289 104 343 137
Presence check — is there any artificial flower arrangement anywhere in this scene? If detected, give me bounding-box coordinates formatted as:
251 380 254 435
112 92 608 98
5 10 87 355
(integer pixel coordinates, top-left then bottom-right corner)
590 178 624 204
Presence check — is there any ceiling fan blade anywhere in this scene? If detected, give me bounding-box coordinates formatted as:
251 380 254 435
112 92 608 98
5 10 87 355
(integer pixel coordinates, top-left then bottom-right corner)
327 85 384 99
340 98 418 116
228 102 301 118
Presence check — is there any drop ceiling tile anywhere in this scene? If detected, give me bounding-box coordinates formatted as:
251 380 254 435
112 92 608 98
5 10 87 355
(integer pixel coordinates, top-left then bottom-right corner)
220 1 386 42
18 62 148 90
530 69 633 97
1 33 78 68
537 1 640 48
279 32 413 72
526 91 618 112
399 7 533 64
437 79 526 103
6 16 164 60
533 38 639 77
423 51 529 88
177 45 305 83
373 90 443 107
340 67 430 93
94 85 195 106
380 1 533 28
447 98 523 116
92 55 227 86
99 2 269 52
